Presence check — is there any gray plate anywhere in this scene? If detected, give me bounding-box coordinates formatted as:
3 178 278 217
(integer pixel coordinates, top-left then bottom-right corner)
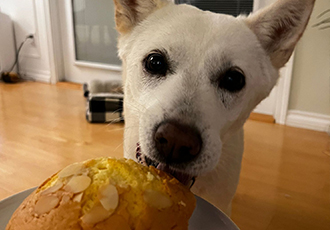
0 188 239 230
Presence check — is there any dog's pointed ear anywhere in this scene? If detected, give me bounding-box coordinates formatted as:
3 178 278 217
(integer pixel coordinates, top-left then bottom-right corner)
245 0 315 68
113 0 171 34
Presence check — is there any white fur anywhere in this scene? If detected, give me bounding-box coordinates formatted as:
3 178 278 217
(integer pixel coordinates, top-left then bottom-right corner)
115 0 315 215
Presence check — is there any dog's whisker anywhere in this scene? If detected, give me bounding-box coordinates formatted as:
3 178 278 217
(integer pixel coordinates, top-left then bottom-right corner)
320 25 330 30
124 102 143 113
144 91 166 114
317 9 330 19
121 132 139 142
108 108 122 114
123 143 139 158
101 118 123 129
103 124 141 135
123 101 156 122
106 118 123 125
113 141 124 152
104 127 125 132
312 17 330 27
124 95 148 113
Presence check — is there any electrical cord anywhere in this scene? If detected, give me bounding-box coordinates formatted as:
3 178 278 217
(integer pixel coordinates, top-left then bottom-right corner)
9 34 34 73
0 34 34 83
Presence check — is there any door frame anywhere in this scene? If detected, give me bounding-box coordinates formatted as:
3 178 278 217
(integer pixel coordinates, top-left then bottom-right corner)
253 0 293 124
44 0 292 124
44 0 65 83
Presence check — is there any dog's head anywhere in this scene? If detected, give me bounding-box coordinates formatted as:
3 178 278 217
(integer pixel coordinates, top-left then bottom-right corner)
114 0 314 185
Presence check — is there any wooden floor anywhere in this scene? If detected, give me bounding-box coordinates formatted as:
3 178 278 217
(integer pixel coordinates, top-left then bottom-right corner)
0 82 329 230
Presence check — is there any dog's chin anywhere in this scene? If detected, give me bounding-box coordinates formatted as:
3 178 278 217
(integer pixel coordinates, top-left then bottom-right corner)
136 149 196 187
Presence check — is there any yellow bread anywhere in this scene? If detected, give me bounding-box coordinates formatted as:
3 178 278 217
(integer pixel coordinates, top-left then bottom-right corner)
6 158 196 230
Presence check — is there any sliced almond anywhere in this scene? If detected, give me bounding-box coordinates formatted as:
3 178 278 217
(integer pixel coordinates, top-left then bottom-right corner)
73 192 84 203
41 182 64 196
81 203 112 225
81 170 89 176
63 175 91 194
58 162 84 178
61 194 71 204
178 201 186 207
143 189 173 210
34 196 60 215
146 172 154 181
98 184 119 211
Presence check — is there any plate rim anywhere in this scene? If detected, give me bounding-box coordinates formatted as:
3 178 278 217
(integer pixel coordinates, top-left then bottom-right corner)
0 187 37 205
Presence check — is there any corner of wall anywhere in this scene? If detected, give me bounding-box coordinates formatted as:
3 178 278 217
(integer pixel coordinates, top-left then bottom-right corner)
0 0 52 83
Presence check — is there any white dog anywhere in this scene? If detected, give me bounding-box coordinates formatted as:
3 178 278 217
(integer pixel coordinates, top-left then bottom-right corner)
113 0 315 215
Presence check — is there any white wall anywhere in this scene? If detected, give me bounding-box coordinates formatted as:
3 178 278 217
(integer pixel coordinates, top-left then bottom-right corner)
289 0 330 116
0 0 52 82
0 11 16 73
286 0 330 132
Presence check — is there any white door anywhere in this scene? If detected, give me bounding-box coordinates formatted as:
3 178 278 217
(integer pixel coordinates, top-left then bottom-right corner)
55 0 122 83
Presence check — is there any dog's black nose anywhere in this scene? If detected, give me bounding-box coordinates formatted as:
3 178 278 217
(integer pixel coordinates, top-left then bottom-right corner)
154 121 202 163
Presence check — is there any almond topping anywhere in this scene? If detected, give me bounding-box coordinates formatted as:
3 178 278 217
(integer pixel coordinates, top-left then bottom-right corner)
63 175 91 194
146 172 154 181
98 184 119 211
143 189 173 210
81 203 112 225
58 163 84 178
178 201 186 207
73 192 84 203
34 196 60 215
61 195 71 204
41 182 64 196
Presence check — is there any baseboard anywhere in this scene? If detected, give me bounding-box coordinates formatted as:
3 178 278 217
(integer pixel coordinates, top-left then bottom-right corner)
21 69 51 83
286 110 330 133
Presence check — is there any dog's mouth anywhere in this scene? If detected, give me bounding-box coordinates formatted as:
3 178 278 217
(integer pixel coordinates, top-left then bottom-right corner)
136 143 196 187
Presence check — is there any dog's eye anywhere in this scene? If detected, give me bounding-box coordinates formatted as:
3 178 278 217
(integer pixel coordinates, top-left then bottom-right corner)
219 69 245 92
145 53 168 76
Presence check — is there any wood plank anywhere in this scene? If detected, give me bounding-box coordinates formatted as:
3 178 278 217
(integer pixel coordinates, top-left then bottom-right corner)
56 81 83 90
249 112 275 123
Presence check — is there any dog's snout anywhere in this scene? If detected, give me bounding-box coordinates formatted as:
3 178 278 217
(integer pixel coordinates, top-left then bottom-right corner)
154 121 202 163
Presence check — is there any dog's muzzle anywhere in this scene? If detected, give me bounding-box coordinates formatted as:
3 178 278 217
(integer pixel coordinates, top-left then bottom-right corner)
136 143 196 188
